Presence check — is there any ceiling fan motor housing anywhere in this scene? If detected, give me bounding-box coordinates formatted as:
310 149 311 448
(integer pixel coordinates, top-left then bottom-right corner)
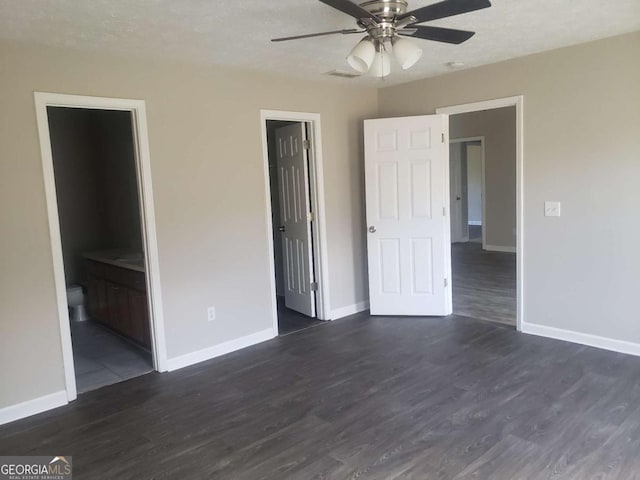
359 0 408 19
358 0 411 43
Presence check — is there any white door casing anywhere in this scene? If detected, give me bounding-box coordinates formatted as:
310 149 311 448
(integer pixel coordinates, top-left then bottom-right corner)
276 123 316 317
364 115 451 316
437 96 524 330
33 92 168 408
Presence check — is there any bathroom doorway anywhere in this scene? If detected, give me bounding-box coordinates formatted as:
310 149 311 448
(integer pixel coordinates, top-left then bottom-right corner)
35 93 167 402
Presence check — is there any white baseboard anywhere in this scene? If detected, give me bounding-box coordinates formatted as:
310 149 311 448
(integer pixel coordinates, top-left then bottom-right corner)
468 221 482 226
330 301 369 320
521 322 640 357
166 328 275 372
0 390 67 426
484 244 516 253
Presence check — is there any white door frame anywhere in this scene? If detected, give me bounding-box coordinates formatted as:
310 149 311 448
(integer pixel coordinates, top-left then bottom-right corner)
437 95 524 331
450 136 486 249
260 110 331 333
34 92 168 402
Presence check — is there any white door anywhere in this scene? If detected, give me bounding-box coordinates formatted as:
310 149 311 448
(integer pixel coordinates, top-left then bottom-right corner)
364 115 451 316
276 123 316 317
449 143 466 243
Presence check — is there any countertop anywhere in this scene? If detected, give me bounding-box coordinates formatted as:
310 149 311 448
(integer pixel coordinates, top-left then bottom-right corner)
83 250 146 273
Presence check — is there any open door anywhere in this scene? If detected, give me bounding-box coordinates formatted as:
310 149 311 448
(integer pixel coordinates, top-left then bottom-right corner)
449 142 468 243
275 123 316 317
364 115 450 316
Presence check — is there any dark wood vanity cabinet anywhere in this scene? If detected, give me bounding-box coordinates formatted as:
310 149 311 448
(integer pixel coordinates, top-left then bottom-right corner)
86 260 151 349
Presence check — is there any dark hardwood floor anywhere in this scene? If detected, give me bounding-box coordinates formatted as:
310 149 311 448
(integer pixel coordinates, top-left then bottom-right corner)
277 295 324 335
2 313 640 479
452 240 516 326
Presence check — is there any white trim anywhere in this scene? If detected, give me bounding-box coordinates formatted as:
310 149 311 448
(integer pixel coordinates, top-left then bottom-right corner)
0 391 67 426
330 301 369 320
484 245 516 253
468 221 482 226
260 110 331 334
449 136 486 248
34 92 169 406
442 117 453 314
166 328 275 371
437 96 524 331
437 96 523 115
522 322 640 357
34 95 77 401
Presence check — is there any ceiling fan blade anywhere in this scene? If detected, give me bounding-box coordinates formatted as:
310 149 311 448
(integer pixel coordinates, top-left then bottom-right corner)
318 0 380 22
271 29 362 42
398 0 491 24
399 25 475 44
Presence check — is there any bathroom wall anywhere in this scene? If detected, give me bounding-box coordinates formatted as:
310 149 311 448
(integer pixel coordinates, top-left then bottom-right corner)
94 111 144 253
48 107 143 286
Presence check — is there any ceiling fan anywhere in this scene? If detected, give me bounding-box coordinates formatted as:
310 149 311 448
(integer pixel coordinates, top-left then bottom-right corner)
272 0 491 77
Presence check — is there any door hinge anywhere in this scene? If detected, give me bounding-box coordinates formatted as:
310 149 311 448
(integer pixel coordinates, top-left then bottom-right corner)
310 281 318 291
303 139 311 150
307 211 314 222
444 278 448 287
443 207 446 217
441 133 445 143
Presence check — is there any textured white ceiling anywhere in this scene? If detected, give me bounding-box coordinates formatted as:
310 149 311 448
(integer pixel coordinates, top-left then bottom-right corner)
0 0 638 86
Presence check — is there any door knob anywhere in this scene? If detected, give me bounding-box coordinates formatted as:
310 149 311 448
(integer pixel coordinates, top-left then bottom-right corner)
278 226 285 232
368 226 377 233
456 196 461 200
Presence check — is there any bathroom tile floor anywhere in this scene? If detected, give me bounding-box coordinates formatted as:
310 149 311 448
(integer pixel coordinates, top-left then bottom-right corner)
70 320 153 393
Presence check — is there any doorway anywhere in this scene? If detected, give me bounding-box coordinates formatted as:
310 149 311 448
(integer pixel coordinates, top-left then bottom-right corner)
260 111 331 335
437 96 523 329
35 93 167 402
48 106 156 393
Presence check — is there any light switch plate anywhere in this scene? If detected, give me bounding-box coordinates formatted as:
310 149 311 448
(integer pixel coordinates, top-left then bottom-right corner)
544 201 561 217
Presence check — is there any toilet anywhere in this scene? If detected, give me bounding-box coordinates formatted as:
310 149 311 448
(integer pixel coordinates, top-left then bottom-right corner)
67 285 89 322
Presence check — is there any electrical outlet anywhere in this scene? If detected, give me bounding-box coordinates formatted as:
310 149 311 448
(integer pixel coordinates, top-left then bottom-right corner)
207 306 216 322
544 201 561 217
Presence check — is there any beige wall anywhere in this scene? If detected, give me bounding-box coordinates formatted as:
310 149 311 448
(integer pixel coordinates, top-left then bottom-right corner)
379 31 640 342
0 40 377 409
451 107 516 248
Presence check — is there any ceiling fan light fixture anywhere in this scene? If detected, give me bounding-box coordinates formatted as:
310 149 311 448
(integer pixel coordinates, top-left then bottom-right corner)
346 37 376 73
392 37 423 70
370 47 391 78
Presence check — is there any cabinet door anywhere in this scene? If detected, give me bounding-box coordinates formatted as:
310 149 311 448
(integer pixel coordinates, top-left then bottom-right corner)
115 285 131 338
91 277 109 325
105 281 121 331
129 289 151 348
87 276 99 319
